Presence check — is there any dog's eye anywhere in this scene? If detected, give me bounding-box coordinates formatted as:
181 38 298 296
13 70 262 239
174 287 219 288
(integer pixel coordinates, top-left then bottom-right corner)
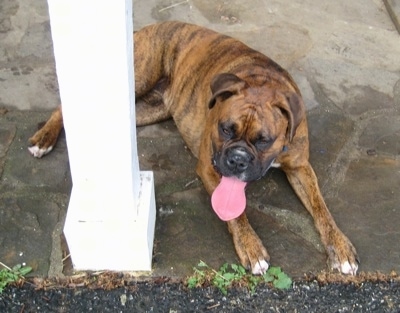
219 124 234 139
255 137 274 150
223 128 231 136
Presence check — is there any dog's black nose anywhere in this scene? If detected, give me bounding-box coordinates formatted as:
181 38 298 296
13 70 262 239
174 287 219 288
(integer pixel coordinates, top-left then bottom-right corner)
226 147 251 172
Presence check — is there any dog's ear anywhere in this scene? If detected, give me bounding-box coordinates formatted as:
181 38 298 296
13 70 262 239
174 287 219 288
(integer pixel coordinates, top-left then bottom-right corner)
209 73 247 109
274 92 305 142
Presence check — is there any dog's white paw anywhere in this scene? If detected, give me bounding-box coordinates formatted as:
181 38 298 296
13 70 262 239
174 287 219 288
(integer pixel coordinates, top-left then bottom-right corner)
252 259 269 275
339 261 358 276
28 145 53 158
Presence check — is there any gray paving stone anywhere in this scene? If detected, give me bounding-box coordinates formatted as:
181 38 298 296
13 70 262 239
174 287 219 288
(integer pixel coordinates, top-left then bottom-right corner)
384 0 400 34
0 193 67 276
0 0 399 280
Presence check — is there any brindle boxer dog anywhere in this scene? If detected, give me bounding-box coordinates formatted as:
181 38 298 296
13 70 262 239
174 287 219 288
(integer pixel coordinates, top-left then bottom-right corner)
29 21 359 275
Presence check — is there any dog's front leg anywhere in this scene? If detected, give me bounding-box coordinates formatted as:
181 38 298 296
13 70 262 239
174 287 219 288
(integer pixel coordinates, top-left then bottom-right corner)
227 213 270 275
28 105 63 158
284 162 359 275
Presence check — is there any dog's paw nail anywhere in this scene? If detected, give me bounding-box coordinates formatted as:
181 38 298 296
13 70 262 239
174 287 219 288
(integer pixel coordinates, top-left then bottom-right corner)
340 261 358 276
28 145 53 158
252 260 269 275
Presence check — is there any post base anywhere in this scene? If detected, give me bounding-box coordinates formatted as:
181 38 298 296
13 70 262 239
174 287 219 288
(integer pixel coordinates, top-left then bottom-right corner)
64 171 156 271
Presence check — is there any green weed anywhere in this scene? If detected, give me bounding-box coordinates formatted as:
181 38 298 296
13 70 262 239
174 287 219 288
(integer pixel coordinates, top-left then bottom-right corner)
186 260 292 295
0 262 32 293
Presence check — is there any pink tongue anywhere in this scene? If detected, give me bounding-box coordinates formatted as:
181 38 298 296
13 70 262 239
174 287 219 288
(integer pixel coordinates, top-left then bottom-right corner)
211 176 247 221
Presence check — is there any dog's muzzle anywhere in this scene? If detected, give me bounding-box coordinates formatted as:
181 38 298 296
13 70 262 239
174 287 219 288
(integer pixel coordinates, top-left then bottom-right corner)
225 146 253 174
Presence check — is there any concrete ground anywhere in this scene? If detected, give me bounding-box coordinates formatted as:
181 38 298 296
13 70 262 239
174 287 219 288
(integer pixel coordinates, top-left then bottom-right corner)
0 0 399 279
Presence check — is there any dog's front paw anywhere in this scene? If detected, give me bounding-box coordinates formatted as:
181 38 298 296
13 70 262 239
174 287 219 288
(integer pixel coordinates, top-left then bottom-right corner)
28 106 63 158
235 234 270 275
28 142 54 158
227 216 270 275
28 126 57 158
326 229 359 275
252 259 269 275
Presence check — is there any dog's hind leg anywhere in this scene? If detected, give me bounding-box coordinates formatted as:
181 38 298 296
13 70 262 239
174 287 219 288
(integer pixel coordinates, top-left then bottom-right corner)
136 78 171 126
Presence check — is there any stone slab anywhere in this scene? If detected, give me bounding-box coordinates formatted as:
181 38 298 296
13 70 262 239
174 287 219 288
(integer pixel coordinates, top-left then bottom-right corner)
384 0 400 34
0 0 399 280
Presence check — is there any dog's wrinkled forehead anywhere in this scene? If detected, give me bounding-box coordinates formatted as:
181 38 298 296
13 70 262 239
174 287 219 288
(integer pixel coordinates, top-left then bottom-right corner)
219 102 282 141
210 73 304 142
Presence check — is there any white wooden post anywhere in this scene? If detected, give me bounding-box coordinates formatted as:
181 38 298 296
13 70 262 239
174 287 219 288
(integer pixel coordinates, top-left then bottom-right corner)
47 0 156 271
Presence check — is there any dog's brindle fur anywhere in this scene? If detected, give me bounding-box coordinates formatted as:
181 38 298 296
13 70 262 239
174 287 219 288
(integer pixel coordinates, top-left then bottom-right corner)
29 21 358 275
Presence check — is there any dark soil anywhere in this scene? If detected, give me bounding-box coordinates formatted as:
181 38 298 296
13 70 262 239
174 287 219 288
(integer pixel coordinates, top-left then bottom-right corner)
1 274 399 312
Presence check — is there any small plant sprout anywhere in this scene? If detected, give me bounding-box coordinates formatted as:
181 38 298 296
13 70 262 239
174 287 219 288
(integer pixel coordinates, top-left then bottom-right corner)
0 262 32 293
186 260 292 294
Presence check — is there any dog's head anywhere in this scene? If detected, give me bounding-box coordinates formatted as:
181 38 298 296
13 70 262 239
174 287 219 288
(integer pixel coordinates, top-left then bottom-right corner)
208 73 305 182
